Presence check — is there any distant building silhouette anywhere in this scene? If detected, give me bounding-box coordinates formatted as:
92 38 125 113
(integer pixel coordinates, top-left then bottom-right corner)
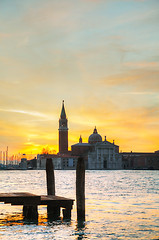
72 128 122 170
36 101 159 170
121 151 159 170
58 100 68 154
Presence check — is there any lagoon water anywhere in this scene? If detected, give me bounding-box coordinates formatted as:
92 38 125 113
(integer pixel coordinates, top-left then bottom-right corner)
0 170 159 239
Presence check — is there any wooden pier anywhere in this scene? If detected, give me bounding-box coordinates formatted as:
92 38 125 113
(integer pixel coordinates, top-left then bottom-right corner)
0 192 74 220
0 156 86 223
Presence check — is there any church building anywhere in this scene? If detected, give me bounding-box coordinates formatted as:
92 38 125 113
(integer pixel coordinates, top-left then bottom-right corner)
37 101 122 170
59 101 122 170
71 127 122 170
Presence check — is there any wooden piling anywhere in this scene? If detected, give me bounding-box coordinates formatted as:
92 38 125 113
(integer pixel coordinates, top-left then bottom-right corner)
76 156 85 222
46 158 59 219
46 158 55 196
23 205 38 220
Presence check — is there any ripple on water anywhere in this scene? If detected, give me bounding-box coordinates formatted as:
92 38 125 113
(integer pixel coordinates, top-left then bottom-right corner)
0 170 159 239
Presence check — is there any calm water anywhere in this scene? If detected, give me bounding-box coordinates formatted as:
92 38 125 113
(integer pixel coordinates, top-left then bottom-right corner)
0 170 159 240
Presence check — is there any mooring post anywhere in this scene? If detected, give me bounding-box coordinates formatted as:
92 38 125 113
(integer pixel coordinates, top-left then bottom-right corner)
23 205 38 221
62 202 72 220
76 156 85 222
46 158 55 196
46 158 60 219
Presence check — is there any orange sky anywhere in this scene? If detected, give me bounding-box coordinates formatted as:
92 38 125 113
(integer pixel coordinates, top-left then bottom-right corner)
0 0 159 156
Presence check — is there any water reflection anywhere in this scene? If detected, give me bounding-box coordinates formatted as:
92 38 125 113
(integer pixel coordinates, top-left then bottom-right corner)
0 213 24 226
0 212 73 227
0 213 87 239
0 170 158 240
75 221 86 239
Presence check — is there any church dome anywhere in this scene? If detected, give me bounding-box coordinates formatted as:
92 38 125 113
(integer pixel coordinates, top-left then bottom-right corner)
88 127 102 144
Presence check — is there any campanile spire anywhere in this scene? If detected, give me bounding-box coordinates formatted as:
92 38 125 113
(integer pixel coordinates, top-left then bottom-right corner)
58 100 68 154
60 100 66 119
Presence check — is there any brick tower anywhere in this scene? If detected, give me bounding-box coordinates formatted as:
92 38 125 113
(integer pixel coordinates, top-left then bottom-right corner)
59 100 68 154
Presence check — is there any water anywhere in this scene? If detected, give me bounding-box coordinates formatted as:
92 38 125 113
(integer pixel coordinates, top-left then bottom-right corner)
0 170 159 239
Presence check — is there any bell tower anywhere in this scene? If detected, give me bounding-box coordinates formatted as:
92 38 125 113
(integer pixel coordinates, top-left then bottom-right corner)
58 100 68 154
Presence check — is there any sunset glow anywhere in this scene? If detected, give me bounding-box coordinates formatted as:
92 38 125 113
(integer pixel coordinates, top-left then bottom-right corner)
0 0 159 156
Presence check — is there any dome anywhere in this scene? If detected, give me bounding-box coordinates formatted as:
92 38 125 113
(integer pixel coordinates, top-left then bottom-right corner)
88 127 102 144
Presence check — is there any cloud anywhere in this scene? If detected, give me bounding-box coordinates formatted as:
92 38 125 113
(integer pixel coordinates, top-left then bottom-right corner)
0 108 51 119
69 103 159 152
0 33 11 40
0 0 159 154
123 92 157 95
22 1 77 32
114 3 159 28
100 62 159 91
124 61 159 69
0 110 58 154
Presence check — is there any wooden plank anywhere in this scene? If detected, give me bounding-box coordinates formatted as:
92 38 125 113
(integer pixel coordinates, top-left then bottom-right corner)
0 192 74 221
0 192 38 197
0 192 41 205
41 195 74 201
40 195 74 208
0 193 74 208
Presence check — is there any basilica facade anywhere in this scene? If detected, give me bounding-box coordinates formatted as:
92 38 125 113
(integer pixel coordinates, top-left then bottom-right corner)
71 127 122 170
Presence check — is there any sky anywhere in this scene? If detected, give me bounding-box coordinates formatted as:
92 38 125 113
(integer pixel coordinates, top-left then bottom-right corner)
0 0 159 155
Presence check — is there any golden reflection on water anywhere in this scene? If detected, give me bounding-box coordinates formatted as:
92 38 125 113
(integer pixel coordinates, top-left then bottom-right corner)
0 170 159 239
0 214 24 226
1 199 158 239
0 204 158 240
0 212 73 227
